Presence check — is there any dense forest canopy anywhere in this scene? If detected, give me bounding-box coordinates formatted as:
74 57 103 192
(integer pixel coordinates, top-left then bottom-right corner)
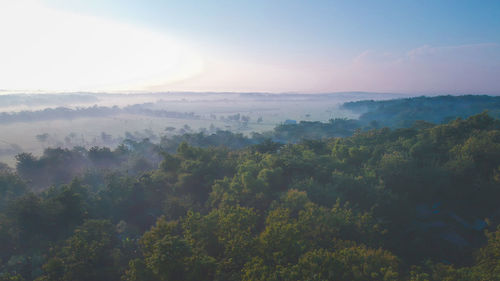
2 96 500 280
343 95 500 128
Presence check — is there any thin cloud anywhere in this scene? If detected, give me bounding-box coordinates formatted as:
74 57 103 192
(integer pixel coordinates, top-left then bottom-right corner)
329 44 500 94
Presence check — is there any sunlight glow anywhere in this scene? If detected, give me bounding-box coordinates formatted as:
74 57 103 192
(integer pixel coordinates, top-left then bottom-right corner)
0 0 204 92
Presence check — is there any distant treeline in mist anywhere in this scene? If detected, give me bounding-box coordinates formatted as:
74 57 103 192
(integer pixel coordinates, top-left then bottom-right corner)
0 93 99 108
160 118 361 152
11 94 500 190
343 95 500 127
0 103 201 124
160 95 500 149
3 94 500 129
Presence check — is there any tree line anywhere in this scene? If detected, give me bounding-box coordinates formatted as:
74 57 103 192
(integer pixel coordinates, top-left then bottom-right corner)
1 112 500 280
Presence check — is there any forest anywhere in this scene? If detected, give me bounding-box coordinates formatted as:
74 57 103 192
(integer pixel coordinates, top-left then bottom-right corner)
343 95 500 128
2 95 500 280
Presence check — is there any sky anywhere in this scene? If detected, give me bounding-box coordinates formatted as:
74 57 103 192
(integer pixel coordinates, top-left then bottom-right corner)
0 0 499 94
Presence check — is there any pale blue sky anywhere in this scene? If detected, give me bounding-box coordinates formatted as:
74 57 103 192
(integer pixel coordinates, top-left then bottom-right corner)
44 1 500 47
1 0 499 93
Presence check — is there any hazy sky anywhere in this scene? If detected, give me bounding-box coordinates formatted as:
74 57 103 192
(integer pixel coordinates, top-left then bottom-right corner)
1 0 499 94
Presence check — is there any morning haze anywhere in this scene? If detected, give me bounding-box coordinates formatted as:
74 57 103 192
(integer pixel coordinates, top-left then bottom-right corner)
1 1 500 280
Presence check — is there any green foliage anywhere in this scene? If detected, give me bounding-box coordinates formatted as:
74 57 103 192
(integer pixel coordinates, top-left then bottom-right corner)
242 242 400 281
38 219 124 281
343 95 500 128
474 226 500 280
0 172 27 211
0 273 25 281
3 112 500 280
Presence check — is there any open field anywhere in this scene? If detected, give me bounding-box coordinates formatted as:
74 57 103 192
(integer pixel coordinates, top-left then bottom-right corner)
0 92 408 166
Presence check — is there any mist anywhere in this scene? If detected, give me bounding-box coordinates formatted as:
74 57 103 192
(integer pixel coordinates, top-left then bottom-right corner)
0 91 407 166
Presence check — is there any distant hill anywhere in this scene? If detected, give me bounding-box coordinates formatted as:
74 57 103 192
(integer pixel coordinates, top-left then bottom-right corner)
342 95 500 128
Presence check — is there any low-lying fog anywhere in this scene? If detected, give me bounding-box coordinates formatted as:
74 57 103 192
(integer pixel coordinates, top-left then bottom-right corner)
0 92 408 166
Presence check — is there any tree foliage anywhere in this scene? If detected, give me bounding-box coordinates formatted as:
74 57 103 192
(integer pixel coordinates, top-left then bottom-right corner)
2 113 500 280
